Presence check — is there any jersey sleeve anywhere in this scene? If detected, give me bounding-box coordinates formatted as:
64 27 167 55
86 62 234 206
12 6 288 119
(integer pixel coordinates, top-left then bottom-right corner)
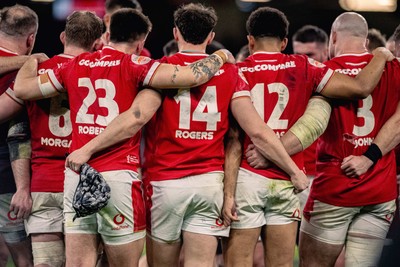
128 55 161 87
5 83 24 106
232 68 251 100
40 63 68 95
304 57 335 94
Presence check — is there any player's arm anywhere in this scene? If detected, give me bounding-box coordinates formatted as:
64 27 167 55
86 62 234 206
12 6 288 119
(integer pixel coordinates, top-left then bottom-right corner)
0 90 24 124
149 49 234 88
321 47 393 99
231 96 309 193
0 53 48 74
66 88 162 171
7 116 32 220
14 57 60 101
222 115 241 227
342 101 400 177
246 96 331 168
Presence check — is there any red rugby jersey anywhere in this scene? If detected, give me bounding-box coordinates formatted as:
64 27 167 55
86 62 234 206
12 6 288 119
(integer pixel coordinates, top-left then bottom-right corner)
142 52 250 181
44 46 160 172
7 54 74 192
312 53 400 206
237 52 334 180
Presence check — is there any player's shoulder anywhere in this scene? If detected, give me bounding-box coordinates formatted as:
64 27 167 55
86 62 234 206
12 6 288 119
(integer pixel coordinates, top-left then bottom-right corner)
220 62 240 76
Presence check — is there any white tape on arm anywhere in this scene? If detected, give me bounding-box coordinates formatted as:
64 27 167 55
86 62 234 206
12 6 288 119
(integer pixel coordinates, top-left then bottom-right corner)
38 74 58 97
289 97 331 149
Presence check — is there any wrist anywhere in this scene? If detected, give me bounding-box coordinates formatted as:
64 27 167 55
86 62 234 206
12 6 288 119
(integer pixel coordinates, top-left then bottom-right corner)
16 187 30 193
363 143 382 165
213 49 228 64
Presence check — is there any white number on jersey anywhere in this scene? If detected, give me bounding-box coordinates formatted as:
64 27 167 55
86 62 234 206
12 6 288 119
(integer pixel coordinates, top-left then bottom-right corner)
175 86 221 131
353 95 374 136
76 78 119 126
48 93 72 137
251 82 289 129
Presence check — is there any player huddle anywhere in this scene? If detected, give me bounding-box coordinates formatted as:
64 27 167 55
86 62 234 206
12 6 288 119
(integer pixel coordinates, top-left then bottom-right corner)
1 1 400 267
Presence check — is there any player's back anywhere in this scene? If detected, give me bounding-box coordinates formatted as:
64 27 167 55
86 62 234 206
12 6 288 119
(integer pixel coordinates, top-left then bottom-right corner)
313 53 400 206
237 52 333 180
25 54 73 192
53 46 157 172
142 52 248 181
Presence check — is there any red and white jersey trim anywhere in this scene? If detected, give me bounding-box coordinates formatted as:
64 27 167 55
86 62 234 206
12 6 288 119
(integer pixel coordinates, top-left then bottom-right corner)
5 87 23 105
315 68 334 93
46 69 65 92
143 62 161 86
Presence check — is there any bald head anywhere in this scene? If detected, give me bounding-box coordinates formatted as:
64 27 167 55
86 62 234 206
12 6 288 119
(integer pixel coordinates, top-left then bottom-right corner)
332 12 368 38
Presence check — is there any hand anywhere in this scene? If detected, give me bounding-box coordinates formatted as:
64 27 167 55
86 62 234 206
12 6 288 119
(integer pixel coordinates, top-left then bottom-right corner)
222 195 239 227
372 47 395 62
290 170 309 194
30 53 49 63
341 155 373 178
219 49 236 64
245 144 270 169
9 189 32 220
65 148 91 172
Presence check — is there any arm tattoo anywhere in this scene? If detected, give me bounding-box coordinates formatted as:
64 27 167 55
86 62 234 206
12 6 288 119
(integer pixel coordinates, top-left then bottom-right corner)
171 66 179 84
133 109 141 119
190 54 223 81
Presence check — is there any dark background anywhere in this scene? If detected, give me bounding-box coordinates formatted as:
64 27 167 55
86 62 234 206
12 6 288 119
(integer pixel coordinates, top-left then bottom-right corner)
1 0 400 59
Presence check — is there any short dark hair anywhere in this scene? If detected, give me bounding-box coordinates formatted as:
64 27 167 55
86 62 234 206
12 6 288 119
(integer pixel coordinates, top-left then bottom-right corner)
367 28 386 51
105 0 142 13
246 7 289 40
292 25 328 45
0 4 38 37
65 11 103 51
109 8 152 43
174 3 217 45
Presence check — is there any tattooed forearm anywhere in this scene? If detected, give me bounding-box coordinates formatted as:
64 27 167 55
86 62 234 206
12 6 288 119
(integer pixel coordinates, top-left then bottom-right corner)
189 54 223 81
171 65 179 84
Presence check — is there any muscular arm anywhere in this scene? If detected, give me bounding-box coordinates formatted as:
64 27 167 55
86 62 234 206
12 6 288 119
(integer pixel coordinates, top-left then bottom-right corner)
371 101 400 156
149 49 234 88
231 96 309 192
322 48 393 99
0 54 48 75
0 92 24 124
246 96 331 168
0 56 29 74
66 88 162 171
222 118 241 226
7 118 32 220
14 57 60 100
14 49 233 101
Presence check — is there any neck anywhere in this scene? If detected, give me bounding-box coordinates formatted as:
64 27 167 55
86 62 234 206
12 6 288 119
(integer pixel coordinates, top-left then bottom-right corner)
63 45 90 57
253 39 282 54
334 36 368 56
0 36 27 55
178 43 206 54
109 42 137 55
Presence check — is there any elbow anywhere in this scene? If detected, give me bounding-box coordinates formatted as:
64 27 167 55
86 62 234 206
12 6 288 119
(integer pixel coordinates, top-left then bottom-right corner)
126 119 147 138
353 81 372 98
357 88 370 98
13 81 23 99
